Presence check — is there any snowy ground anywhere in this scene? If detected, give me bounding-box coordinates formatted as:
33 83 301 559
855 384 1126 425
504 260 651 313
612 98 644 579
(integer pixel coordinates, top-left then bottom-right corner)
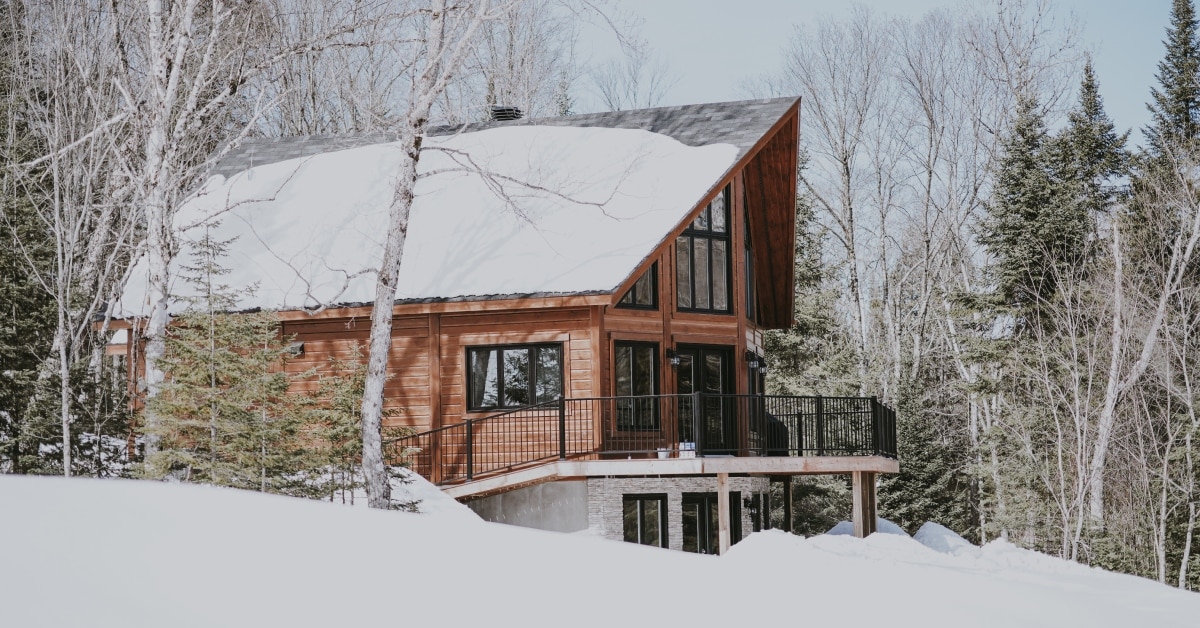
3 475 1198 627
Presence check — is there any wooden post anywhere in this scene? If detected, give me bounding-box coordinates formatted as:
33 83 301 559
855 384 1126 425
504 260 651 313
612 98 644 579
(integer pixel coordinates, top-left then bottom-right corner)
717 472 731 555
852 471 877 538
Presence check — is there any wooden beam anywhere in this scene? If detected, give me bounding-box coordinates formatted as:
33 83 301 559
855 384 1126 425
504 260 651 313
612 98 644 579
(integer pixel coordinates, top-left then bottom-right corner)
717 472 731 555
428 313 443 484
852 471 878 538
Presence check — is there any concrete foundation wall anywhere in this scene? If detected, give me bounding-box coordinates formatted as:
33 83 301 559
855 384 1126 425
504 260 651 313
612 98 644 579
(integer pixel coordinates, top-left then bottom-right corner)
466 480 588 533
586 476 769 551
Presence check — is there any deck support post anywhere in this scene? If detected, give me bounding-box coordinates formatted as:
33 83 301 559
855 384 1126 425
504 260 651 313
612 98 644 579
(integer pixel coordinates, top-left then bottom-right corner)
852 471 877 538
717 472 731 555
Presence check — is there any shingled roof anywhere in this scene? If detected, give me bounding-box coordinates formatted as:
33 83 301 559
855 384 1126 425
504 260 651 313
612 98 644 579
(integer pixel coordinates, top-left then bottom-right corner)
211 97 799 179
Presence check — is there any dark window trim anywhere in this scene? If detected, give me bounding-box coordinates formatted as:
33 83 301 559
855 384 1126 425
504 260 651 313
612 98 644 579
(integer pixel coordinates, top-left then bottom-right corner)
465 343 564 412
677 185 733 315
616 262 658 310
614 340 661 431
623 493 669 548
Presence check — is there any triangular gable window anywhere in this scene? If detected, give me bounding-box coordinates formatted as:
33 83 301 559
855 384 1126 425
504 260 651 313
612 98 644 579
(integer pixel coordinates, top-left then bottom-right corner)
617 263 658 310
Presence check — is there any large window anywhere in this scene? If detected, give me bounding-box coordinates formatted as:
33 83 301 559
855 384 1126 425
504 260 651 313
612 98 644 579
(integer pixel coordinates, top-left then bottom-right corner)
615 341 659 430
467 344 562 411
676 186 731 313
623 494 668 548
617 263 657 310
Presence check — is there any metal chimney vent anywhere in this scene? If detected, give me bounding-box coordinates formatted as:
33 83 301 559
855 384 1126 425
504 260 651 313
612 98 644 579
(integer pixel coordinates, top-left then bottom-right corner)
488 105 523 121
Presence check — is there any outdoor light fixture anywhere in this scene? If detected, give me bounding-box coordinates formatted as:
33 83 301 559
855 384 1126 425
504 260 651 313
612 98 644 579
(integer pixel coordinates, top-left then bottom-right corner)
286 341 305 356
744 350 761 370
666 348 681 368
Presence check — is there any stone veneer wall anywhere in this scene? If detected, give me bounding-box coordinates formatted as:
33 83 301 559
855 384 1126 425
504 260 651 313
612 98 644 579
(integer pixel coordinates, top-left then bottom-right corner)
586 476 769 552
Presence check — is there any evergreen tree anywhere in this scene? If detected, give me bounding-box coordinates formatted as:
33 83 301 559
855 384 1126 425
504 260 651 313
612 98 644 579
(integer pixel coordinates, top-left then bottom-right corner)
1052 61 1129 223
1146 0 1200 157
143 227 318 494
978 95 1082 311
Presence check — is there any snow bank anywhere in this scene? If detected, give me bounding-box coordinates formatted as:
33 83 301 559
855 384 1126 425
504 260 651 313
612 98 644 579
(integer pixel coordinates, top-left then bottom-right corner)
3 476 1200 628
914 521 981 558
117 126 738 315
826 517 909 537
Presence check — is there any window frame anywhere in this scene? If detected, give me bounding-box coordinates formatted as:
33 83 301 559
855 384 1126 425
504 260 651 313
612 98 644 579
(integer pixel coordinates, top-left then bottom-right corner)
623 493 669 548
676 185 733 315
616 262 658 310
465 343 564 412
614 340 660 431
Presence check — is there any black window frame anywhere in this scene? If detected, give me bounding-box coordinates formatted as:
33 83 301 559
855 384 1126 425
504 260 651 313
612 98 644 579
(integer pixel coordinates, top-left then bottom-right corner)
614 341 660 431
616 263 658 310
465 343 564 411
623 493 668 548
676 185 733 315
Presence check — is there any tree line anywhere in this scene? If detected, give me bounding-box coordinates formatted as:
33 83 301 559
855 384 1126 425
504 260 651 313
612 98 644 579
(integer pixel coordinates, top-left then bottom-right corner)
764 0 1200 588
0 0 662 498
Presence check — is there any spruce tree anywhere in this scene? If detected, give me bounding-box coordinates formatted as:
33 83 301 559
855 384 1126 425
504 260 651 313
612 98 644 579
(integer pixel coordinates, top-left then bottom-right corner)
1146 0 1200 157
143 227 318 494
1053 61 1129 223
978 96 1069 311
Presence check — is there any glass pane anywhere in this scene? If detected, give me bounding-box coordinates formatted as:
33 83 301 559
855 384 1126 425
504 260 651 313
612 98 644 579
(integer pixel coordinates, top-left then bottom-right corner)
619 289 633 305
642 500 661 547
677 354 695 442
712 240 728 311
693 238 710 310
469 349 499 408
623 499 639 543
682 503 700 553
692 205 709 231
711 191 727 233
634 270 654 306
502 349 530 406
704 352 723 394
534 347 561 403
675 237 692 308
615 345 632 397
634 346 655 396
709 501 720 554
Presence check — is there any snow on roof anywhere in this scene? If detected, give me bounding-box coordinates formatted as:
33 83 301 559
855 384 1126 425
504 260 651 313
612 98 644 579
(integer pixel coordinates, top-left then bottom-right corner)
116 124 737 316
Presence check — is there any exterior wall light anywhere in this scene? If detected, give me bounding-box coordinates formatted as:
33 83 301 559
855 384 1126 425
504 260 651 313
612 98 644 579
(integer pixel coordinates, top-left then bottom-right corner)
666 348 681 368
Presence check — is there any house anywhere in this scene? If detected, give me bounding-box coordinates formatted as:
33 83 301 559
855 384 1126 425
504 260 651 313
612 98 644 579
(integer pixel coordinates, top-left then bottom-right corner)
114 97 898 554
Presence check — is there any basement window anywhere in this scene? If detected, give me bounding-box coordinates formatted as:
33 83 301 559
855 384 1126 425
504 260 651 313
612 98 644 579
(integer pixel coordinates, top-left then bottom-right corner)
467 344 563 411
623 494 668 548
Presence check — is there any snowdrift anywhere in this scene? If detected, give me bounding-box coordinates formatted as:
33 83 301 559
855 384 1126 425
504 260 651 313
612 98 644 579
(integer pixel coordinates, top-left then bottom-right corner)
2 475 1199 627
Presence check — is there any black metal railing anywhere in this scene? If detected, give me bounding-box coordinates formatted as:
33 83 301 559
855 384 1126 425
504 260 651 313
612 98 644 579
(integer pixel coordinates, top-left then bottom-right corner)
388 394 897 485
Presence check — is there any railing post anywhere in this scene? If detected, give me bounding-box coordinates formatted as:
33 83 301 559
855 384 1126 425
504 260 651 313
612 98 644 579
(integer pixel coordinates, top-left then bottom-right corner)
559 398 567 460
870 396 880 456
815 396 825 457
693 391 703 457
465 419 474 481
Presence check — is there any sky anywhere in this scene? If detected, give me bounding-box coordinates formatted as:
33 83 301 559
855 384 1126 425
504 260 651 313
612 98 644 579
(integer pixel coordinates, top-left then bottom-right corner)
581 0 1172 145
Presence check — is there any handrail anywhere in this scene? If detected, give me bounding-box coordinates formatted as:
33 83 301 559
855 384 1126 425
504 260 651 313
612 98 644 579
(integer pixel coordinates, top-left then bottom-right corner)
388 394 898 485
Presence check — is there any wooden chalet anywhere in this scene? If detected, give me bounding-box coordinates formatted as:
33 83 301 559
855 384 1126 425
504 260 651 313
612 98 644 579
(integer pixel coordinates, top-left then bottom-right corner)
114 98 898 554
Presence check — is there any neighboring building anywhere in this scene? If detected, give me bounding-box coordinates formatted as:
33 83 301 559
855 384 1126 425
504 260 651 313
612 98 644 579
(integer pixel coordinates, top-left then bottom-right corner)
114 97 897 553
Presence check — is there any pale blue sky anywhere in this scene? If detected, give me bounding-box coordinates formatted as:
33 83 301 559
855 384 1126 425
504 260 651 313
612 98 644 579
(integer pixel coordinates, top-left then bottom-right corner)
584 1 1172 145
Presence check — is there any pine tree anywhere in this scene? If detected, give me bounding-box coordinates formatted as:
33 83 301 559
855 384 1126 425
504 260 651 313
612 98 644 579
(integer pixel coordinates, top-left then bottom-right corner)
978 95 1079 311
1146 0 1200 157
1053 61 1129 223
143 227 318 494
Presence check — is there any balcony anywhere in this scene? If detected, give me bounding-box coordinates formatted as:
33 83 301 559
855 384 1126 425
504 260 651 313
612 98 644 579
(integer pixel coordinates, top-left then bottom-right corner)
390 394 897 487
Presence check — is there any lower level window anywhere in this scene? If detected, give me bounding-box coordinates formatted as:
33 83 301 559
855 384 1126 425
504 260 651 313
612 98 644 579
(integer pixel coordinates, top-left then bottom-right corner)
467 344 562 410
623 494 668 548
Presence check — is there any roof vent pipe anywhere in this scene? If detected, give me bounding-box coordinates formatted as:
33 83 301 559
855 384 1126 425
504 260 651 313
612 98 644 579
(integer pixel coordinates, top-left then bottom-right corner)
488 105 523 121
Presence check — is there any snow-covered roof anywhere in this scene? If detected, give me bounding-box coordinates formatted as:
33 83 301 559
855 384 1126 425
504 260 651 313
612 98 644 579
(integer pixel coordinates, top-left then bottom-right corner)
117 98 799 316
